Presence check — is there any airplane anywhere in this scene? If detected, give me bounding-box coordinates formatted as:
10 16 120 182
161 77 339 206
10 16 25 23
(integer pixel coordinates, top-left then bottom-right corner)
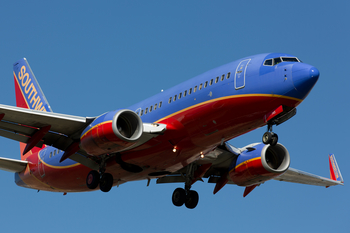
0 53 343 209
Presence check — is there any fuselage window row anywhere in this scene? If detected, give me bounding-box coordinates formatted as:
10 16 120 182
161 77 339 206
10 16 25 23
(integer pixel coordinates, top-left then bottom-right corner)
139 101 163 116
166 72 231 105
49 149 61 158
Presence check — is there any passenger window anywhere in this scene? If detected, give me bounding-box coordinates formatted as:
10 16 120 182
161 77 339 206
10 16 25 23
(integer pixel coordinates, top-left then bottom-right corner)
169 97 172 103
215 77 219 83
189 88 192 94
150 106 153 112
179 93 182 99
221 74 225 81
226 72 231 79
210 79 213 85
199 84 202 90
154 103 157 110
159 101 162 108
194 86 197 93
204 81 208 88
184 90 187 97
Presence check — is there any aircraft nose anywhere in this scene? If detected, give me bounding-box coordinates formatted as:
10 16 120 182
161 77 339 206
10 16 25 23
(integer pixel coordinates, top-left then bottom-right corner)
292 63 319 99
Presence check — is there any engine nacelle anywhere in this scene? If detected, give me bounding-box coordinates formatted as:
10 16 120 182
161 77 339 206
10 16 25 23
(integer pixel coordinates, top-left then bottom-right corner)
229 143 290 186
80 109 143 156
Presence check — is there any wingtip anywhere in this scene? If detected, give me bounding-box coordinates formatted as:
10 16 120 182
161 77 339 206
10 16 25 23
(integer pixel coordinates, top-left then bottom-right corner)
329 154 344 184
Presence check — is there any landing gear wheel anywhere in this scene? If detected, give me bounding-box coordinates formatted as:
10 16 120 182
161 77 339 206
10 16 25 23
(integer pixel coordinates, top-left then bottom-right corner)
262 132 273 145
172 188 186 207
86 170 100 189
99 173 113 192
185 190 199 209
270 133 278 146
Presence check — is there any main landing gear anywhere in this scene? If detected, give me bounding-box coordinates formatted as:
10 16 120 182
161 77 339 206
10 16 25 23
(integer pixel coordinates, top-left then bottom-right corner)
86 170 114 192
262 123 278 146
172 187 199 209
86 158 114 192
172 163 199 209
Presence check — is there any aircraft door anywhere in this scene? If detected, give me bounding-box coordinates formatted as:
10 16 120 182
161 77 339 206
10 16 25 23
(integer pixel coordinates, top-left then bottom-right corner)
38 149 46 178
235 59 251 90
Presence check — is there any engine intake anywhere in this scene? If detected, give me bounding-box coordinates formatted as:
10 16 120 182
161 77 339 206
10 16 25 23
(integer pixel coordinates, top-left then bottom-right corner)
261 143 290 173
112 110 142 142
80 109 143 156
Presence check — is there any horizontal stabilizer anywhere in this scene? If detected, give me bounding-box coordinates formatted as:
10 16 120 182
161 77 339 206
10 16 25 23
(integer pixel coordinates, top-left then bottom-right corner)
0 157 28 173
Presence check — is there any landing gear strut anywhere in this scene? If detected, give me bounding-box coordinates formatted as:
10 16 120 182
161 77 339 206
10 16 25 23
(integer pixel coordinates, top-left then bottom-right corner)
172 164 199 209
262 123 278 146
86 157 114 192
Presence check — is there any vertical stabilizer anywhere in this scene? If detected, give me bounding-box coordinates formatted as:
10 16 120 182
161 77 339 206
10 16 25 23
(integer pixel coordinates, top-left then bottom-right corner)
13 58 52 160
13 58 53 112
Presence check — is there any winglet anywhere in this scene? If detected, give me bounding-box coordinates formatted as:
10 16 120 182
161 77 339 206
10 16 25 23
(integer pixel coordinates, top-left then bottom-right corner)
329 154 344 183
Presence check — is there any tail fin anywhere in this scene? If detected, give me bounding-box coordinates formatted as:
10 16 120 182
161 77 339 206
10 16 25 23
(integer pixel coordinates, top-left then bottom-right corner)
329 154 344 183
13 58 53 112
13 58 52 160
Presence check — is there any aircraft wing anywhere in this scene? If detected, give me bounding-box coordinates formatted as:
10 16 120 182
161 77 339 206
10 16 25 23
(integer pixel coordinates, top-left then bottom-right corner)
157 144 343 196
0 157 28 172
0 104 167 169
273 167 343 186
0 103 94 151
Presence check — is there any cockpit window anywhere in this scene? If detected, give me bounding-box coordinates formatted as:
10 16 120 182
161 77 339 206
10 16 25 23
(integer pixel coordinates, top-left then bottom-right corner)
264 57 300 66
264 59 273 66
281 57 299 62
274 57 282 65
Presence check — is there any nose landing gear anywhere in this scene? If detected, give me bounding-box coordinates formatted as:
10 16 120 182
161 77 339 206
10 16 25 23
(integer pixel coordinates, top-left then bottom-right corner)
262 123 278 146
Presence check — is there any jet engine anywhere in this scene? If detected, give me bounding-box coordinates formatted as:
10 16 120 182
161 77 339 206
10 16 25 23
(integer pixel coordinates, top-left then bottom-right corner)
80 109 143 156
229 143 290 186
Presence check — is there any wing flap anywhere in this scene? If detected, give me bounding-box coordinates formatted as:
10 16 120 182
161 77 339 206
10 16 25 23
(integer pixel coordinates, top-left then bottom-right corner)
0 157 28 173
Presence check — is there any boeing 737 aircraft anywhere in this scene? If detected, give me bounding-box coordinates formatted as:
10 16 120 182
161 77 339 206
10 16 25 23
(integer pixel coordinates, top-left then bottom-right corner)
0 53 343 209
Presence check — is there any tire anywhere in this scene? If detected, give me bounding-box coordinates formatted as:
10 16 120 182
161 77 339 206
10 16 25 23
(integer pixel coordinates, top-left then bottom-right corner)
172 188 186 207
262 132 272 145
99 173 114 192
185 190 199 209
270 134 278 146
86 170 100 189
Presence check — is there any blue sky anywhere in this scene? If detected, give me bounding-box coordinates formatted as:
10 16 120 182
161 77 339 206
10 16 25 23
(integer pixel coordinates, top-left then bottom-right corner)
0 1 349 232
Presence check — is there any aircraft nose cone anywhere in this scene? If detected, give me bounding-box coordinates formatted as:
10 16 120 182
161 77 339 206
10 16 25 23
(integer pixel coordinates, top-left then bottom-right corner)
309 66 320 79
292 63 319 99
